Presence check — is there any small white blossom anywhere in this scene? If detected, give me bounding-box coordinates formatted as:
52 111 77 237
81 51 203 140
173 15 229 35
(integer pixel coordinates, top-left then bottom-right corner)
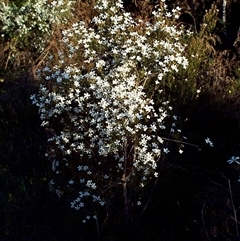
69 180 74 184
205 137 214 147
227 156 240 165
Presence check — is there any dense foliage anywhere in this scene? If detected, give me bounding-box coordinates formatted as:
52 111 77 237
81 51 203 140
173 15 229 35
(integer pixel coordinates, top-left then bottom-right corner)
30 0 190 223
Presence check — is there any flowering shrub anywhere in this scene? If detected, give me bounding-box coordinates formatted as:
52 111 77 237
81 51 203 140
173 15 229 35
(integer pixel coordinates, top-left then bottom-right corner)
31 0 189 222
0 0 74 52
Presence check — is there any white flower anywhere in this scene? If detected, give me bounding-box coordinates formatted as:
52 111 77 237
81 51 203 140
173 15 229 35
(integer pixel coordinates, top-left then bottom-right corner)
163 148 170 154
227 156 240 165
205 137 214 147
56 76 62 83
69 180 74 184
96 60 106 69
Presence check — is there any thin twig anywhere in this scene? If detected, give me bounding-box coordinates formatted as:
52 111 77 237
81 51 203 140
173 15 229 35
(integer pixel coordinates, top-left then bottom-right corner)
122 139 129 224
136 175 159 222
31 40 55 76
228 179 239 235
201 200 211 241
161 137 200 150
222 173 240 236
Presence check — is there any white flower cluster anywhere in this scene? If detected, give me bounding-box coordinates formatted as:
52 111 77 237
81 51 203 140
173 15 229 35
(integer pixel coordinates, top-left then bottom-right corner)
31 0 188 218
0 0 74 51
